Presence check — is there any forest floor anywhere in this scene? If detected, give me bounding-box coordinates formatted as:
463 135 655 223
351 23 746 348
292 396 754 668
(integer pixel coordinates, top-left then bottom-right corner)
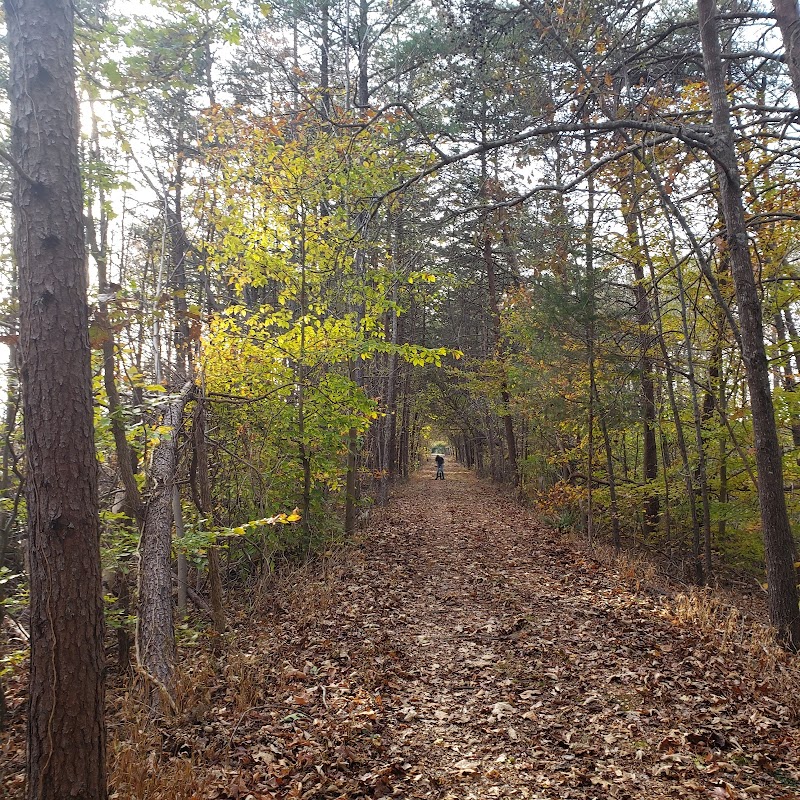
3 464 800 799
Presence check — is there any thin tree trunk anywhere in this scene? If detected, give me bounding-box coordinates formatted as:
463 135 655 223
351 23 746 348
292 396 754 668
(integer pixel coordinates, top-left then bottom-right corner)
773 0 800 105
321 0 332 118
585 127 596 544
699 0 800 649
6 0 106 793
0 267 19 731
640 211 704 582
704 333 729 550
595 386 621 552
137 381 195 710
399 365 412 478
482 176 519 485
192 397 225 636
173 486 188 615
297 222 312 534
657 200 714 582
774 312 800 452
345 423 358 535
675 250 714 582
377 219 401 503
86 110 141 666
357 0 369 108
661 432 674 554
620 175 659 538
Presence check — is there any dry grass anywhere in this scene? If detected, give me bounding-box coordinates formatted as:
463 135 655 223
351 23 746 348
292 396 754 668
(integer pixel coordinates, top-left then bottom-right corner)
257 541 356 623
581 536 800 721
110 731 210 800
669 589 800 716
605 544 661 591
224 649 266 712
108 683 213 800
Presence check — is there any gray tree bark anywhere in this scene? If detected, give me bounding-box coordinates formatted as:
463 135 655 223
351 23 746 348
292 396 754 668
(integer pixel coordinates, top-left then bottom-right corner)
137 381 195 710
773 1 800 105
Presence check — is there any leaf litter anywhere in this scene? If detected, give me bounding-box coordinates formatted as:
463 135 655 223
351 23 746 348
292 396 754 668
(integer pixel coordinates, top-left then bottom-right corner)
2 464 799 799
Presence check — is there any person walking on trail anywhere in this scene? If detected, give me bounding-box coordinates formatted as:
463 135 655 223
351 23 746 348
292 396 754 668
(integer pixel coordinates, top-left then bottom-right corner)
435 454 445 480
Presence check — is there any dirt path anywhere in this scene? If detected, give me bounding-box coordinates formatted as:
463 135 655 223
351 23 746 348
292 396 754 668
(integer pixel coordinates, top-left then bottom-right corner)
333 466 799 800
111 466 799 799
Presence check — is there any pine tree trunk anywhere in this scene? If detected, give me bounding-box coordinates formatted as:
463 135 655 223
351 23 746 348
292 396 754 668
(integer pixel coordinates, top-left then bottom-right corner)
173 486 188 615
5 0 107 793
699 0 800 649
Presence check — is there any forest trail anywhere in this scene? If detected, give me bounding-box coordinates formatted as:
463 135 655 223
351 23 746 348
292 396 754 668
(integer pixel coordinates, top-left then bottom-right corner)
113 465 799 800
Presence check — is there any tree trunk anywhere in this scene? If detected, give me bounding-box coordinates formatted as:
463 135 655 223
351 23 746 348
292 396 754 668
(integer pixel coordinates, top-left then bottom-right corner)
86 108 141 667
320 0 332 118
620 177 659 538
137 381 195 710
0 265 18 731
699 0 800 649
173 486 188 614
6 0 107 794
595 386 621 552
378 343 399 504
378 237 401 504
641 210 703 581
398 365 412 478
773 0 800 105
192 398 225 636
674 246 714 582
357 0 369 108
482 183 519 485
345 423 358 536
585 127 596 544
774 312 800 453
706 335 730 549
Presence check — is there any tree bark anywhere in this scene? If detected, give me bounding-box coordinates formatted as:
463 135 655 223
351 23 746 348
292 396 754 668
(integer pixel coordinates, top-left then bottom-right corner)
699 0 800 649
773 0 800 105
357 0 370 108
173 486 188 614
5 0 107 794
0 262 18 732
137 381 195 710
